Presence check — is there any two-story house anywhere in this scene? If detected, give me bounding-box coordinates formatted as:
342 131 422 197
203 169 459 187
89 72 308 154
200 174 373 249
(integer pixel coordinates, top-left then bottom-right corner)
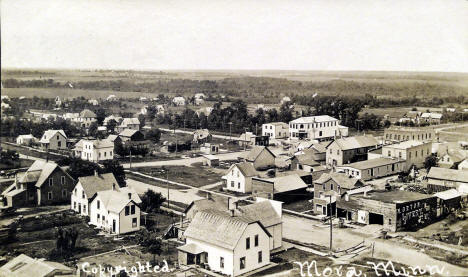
117 118 140 132
223 162 258 193
89 187 141 234
39 130 67 150
326 135 379 167
382 140 432 169
261 122 289 139
71 172 119 216
289 115 348 141
1 161 75 208
75 109 97 128
313 172 364 215
179 209 271 276
81 139 114 162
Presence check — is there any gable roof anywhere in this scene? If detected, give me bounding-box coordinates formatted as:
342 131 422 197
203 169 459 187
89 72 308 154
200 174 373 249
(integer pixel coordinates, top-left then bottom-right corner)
254 174 307 193
120 118 140 126
231 162 257 177
293 152 320 166
119 129 140 137
19 160 73 188
39 130 66 143
0 254 73 277
331 136 379 151
315 172 361 189
441 149 467 163
96 187 142 214
434 189 462 200
73 139 84 150
184 209 270 250
184 196 228 214
77 173 119 200
339 157 403 170
80 109 96 118
427 167 468 183
86 139 114 149
245 146 276 161
236 201 281 227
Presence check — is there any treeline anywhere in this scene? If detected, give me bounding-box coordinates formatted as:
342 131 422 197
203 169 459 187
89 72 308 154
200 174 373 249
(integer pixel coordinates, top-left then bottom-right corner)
1 117 83 139
4 76 467 105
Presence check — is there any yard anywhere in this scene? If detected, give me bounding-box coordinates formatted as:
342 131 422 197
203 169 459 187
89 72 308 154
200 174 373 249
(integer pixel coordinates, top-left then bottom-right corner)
0 141 65 162
0 158 34 170
134 164 223 188
0 210 176 265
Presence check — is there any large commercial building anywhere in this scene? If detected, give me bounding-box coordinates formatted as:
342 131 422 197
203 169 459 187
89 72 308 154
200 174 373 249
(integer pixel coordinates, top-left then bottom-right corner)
383 126 436 143
289 116 348 141
381 140 432 168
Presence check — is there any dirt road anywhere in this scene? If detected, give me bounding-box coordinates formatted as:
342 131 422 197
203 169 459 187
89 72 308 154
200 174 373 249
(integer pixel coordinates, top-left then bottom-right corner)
283 214 468 276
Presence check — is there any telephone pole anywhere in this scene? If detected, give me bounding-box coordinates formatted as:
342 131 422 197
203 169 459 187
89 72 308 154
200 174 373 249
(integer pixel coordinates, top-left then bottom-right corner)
228 122 233 141
329 195 333 252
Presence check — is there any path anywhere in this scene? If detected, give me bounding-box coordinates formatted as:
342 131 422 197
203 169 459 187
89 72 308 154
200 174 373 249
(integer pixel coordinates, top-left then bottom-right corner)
282 214 468 276
19 153 46 162
122 150 245 168
159 128 243 141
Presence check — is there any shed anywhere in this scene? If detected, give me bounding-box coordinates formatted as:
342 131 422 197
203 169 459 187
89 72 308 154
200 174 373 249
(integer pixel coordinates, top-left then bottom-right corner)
202 155 219 167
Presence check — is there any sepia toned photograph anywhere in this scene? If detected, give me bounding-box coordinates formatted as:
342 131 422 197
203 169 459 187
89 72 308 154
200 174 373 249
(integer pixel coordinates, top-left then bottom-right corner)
1 0 467 276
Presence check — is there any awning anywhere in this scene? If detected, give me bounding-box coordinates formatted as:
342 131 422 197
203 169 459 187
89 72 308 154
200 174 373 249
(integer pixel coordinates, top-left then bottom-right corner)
177 243 205 255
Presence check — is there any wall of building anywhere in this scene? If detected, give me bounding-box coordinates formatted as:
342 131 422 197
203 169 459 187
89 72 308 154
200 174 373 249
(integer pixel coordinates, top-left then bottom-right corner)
185 237 234 276
252 150 275 170
225 166 250 193
70 182 90 216
252 179 274 199
118 201 140 234
233 223 270 277
38 168 75 206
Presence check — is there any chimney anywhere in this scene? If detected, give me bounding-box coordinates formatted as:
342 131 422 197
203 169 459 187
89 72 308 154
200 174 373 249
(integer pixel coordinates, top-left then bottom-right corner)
128 193 132 199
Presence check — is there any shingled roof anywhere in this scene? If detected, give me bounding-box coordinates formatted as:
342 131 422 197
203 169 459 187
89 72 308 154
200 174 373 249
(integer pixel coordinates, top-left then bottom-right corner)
184 209 270 250
232 162 258 177
78 173 119 201
245 146 275 162
96 187 141 214
427 167 468 183
236 201 281 227
315 172 362 190
18 160 73 188
80 109 97 118
332 136 379 151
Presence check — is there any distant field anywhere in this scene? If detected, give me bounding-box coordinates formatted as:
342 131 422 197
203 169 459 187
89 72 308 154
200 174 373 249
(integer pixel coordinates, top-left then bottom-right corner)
2 87 157 99
360 106 445 118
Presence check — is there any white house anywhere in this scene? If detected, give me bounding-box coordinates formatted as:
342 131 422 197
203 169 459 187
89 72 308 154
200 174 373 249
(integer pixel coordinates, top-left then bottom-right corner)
106 94 117 101
103 115 123 126
179 209 271 276
55 96 62 107
16 134 36 146
421 112 442 124
280 96 291 104
289 115 348 141
74 109 97 128
81 139 114 162
71 172 119 216
89 187 141 234
88 99 99 106
458 159 468 171
262 122 289 139
223 162 258 193
172 96 186 106
382 140 432 168
39 130 67 150
117 118 140 132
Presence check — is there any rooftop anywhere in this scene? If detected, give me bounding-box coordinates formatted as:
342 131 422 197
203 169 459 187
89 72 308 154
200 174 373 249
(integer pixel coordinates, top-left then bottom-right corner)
384 140 427 149
427 167 468 183
290 115 338 124
245 146 275 161
78 173 119 200
339 157 404 170
355 190 434 204
332 135 379 150
314 172 361 189
96 187 142 213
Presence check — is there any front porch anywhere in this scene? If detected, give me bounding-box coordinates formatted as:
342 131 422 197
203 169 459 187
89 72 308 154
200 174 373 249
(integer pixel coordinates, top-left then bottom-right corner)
177 243 208 267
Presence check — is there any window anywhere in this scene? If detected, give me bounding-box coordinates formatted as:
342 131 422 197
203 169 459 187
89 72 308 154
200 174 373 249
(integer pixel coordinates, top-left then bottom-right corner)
61 176 65 185
246 237 250 249
125 206 130 216
388 151 391 157
48 192 53 200
74 188 77 195
132 218 137 227
258 251 262 263
220 257 224 268
58 141 61 148
131 205 135 215
97 214 100 221
82 191 85 199
83 205 86 213
238 182 240 189
62 189 67 197
73 202 76 209
231 181 234 187
97 200 100 209
337 150 340 155
254 234 259 246
389 219 392 225
48 178 53 186
240 257 246 270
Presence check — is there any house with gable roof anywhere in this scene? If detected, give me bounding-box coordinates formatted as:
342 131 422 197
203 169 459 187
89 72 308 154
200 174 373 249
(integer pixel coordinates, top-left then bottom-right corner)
222 162 258 193
326 135 380 167
1 161 75 208
71 172 119 216
39 129 67 150
117 118 140 132
80 139 114 162
178 209 271 276
89 187 141 234
244 146 276 170
75 109 97 128
0 254 74 277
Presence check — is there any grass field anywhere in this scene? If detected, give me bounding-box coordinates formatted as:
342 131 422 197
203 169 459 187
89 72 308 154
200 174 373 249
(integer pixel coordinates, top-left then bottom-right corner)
2 87 156 99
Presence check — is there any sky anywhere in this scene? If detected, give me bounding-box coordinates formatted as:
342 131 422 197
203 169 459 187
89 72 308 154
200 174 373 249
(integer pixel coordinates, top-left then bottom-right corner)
2 0 467 72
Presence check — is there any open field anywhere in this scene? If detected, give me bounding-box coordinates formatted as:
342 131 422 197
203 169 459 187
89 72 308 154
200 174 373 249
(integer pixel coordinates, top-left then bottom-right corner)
2 87 156 99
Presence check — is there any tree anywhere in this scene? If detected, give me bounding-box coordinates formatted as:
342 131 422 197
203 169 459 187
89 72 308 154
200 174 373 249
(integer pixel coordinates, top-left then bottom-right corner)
95 108 107 125
423 154 438 171
88 122 98 137
140 189 166 213
65 158 101 179
107 119 118 134
136 229 163 265
102 160 126 186
146 129 161 143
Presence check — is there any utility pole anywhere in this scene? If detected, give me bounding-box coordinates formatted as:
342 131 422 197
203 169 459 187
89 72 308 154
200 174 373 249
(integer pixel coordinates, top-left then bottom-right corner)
228 122 233 141
167 170 170 209
329 194 333 253
129 147 132 169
